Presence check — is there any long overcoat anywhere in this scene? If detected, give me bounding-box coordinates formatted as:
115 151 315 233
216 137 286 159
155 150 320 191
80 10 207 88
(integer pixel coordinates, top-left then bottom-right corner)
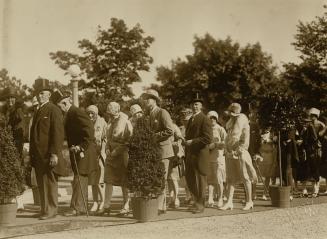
64 106 97 175
30 102 68 176
185 111 212 175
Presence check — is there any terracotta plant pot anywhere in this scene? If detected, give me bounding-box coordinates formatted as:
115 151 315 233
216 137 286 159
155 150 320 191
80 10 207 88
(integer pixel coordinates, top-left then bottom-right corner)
131 197 158 222
0 203 17 226
269 185 291 208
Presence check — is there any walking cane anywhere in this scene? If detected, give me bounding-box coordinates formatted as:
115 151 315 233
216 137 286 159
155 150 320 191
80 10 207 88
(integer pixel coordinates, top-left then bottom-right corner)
72 149 89 217
253 159 270 196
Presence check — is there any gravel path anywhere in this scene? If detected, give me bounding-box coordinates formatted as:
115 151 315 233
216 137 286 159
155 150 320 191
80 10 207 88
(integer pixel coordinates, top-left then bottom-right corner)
19 203 327 239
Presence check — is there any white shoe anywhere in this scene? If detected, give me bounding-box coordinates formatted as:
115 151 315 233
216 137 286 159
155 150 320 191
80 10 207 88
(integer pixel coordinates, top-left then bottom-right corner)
219 202 233 210
242 201 254 211
207 200 215 208
262 195 268 201
290 195 293 201
98 201 104 211
217 199 223 208
174 198 180 208
313 184 319 197
90 202 99 212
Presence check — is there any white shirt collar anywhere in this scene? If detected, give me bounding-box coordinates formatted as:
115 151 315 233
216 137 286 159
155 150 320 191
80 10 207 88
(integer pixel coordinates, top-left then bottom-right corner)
39 100 49 108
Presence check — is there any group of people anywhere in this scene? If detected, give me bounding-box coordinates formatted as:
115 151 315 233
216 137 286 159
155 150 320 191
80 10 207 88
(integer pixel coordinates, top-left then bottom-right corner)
3 80 327 219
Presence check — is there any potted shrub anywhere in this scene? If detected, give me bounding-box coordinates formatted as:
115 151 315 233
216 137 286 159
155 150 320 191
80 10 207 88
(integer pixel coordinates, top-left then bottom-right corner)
127 116 165 222
0 125 25 225
258 94 303 208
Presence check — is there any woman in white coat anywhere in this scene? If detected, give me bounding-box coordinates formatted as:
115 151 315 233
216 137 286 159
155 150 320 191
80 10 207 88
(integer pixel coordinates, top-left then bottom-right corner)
220 103 257 211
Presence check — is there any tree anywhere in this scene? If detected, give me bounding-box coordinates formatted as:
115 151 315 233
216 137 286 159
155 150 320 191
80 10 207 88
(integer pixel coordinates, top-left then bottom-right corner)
282 6 327 108
154 34 281 115
50 18 154 103
0 69 32 101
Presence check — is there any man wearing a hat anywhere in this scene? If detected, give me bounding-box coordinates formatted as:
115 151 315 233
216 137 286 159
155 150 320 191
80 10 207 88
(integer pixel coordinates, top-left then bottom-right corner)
178 107 193 204
141 89 174 215
184 95 212 214
56 94 97 216
29 79 67 220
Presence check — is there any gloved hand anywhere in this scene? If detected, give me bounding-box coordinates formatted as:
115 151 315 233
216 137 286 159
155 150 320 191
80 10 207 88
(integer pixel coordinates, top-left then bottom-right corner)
208 143 216 150
70 145 84 158
49 154 58 167
70 145 81 153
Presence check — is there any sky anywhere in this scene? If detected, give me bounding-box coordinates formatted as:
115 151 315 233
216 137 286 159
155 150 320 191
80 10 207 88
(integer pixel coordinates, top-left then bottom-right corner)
0 0 326 97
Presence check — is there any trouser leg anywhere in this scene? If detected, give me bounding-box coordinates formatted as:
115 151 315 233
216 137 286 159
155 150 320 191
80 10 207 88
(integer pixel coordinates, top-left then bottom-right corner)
71 174 88 213
194 169 206 209
46 170 58 216
35 168 58 216
35 169 46 215
158 158 170 211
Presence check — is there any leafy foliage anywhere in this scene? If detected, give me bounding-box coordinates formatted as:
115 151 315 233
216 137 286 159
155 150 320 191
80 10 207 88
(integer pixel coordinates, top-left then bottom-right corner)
0 69 32 101
127 116 165 198
50 18 154 104
154 34 281 116
0 125 25 204
257 94 304 132
282 6 327 108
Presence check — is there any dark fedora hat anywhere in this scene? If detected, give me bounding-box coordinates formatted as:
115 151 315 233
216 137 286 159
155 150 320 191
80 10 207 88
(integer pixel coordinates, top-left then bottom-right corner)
54 90 72 104
34 78 52 94
50 89 64 104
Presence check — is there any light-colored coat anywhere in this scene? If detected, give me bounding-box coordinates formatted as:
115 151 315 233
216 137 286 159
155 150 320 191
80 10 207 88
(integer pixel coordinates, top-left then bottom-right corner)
225 113 257 183
149 106 174 159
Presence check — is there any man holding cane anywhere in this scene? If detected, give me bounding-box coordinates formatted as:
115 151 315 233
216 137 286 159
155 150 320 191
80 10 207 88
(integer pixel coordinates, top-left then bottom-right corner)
56 93 97 216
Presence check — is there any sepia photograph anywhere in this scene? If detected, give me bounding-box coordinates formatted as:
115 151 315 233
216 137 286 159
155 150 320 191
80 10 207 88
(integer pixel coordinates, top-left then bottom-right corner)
0 0 326 238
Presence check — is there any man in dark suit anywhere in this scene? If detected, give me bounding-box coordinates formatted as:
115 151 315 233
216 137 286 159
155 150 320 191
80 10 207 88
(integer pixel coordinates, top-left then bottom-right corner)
56 93 97 216
141 89 174 214
184 96 212 214
30 80 67 220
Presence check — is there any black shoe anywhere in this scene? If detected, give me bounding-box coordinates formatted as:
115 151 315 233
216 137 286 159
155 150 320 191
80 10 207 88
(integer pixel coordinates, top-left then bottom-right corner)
17 208 24 214
158 210 167 215
98 207 111 216
192 208 204 214
64 210 85 217
39 214 57 220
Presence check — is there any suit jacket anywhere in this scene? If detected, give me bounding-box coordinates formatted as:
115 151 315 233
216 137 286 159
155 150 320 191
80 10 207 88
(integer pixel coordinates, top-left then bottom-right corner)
185 111 212 175
30 102 68 176
149 106 174 159
65 106 97 175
